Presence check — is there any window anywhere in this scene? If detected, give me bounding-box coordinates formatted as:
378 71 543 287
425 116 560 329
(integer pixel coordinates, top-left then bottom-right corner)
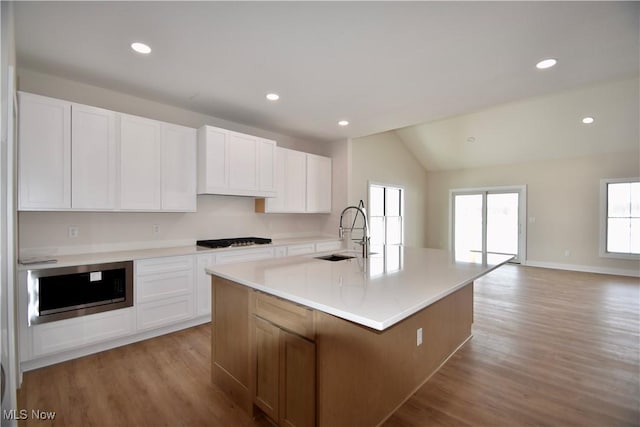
368 183 404 245
600 178 640 258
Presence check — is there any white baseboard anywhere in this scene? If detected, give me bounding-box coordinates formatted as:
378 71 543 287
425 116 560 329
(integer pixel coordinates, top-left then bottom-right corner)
523 260 640 278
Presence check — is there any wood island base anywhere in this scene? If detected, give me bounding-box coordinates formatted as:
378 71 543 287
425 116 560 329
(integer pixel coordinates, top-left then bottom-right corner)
211 276 474 427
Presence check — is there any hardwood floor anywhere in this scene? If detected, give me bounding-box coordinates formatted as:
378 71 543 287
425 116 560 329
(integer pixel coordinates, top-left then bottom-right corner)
18 265 639 426
17 324 271 427
383 265 640 427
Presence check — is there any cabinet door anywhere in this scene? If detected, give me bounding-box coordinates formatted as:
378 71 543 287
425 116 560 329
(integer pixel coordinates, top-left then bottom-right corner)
120 114 162 210
280 331 316 427
265 148 306 213
266 147 287 212
258 138 276 195
71 103 118 209
195 253 215 317
161 123 196 211
306 154 332 213
197 126 229 194
228 132 258 192
254 316 280 422
18 92 71 210
286 150 307 212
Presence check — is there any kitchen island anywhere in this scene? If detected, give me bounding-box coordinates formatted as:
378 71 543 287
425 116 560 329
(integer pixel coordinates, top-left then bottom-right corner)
206 246 512 427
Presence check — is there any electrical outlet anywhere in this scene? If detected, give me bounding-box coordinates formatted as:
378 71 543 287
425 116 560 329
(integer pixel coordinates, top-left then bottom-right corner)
416 328 423 346
564 249 571 257
152 224 160 234
68 226 79 238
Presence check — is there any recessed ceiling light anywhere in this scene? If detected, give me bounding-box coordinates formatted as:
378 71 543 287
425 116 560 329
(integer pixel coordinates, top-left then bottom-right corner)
266 93 280 101
131 42 151 54
536 58 557 69
582 116 595 124
338 120 349 126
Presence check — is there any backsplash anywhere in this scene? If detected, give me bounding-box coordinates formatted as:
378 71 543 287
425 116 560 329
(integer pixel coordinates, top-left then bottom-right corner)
18 195 337 257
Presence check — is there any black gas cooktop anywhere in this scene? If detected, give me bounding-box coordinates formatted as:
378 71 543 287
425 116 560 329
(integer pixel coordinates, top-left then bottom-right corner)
196 237 272 249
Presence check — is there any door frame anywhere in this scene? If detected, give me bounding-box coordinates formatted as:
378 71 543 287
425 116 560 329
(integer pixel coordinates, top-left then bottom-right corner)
449 185 527 264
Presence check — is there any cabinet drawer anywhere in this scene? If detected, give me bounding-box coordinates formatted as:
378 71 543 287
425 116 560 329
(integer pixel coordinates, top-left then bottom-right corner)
136 268 194 303
31 308 135 357
253 292 314 340
216 247 274 265
287 243 315 256
315 240 342 253
136 295 194 331
136 255 194 275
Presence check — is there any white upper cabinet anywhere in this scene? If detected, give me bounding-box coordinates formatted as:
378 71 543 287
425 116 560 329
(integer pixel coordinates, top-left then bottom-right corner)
306 153 332 213
228 131 258 192
18 93 197 212
18 92 71 210
197 125 276 197
120 114 162 210
257 137 276 194
197 126 228 194
258 148 331 214
71 103 118 210
265 147 306 213
161 123 196 211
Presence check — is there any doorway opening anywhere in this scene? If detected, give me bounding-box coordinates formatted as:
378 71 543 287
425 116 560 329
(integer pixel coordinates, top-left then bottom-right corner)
450 186 526 263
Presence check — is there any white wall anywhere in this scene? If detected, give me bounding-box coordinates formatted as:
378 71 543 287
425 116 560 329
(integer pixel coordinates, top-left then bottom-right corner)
350 131 428 247
17 69 347 256
426 151 640 276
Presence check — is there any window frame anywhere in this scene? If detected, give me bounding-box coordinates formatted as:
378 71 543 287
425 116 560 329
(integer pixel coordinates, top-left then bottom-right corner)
599 177 640 260
367 181 405 246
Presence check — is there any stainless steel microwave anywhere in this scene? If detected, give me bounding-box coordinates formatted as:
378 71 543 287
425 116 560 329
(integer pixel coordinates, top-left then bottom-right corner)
27 260 133 325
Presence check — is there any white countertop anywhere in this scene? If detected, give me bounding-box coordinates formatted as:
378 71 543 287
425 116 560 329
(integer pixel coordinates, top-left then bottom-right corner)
17 236 340 270
206 246 512 331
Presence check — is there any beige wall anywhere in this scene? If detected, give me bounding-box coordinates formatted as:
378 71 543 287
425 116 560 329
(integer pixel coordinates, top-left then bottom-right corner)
350 131 428 247
425 150 640 275
17 69 348 256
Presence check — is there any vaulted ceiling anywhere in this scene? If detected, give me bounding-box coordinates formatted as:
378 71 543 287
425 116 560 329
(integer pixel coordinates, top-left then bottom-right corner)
13 1 640 169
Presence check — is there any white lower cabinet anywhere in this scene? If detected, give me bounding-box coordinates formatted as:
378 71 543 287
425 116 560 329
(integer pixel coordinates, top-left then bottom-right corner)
195 253 216 317
31 307 135 358
315 240 343 253
216 247 275 265
287 243 316 256
136 295 194 331
135 255 195 331
20 240 342 371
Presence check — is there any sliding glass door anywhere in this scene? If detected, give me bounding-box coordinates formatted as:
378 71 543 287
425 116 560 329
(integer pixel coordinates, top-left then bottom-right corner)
452 187 526 263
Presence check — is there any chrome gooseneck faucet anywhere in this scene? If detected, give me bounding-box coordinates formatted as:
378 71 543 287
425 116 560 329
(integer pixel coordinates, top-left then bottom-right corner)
339 202 370 258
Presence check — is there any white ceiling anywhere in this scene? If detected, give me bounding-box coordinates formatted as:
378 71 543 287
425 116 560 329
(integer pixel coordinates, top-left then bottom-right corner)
13 1 640 148
396 76 639 171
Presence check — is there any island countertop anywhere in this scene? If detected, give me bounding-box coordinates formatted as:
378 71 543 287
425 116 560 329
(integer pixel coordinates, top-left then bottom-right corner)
206 245 512 331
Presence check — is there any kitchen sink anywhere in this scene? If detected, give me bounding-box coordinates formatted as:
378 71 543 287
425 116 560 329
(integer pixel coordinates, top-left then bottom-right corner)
314 254 356 262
